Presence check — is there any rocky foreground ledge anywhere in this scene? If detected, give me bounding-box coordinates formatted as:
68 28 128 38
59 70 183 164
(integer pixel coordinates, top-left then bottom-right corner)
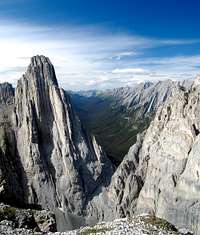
0 204 192 235
0 203 56 234
62 216 192 235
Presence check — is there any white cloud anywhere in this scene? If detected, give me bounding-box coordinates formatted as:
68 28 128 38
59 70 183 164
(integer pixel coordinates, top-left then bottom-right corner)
0 20 199 90
112 68 148 74
111 51 138 60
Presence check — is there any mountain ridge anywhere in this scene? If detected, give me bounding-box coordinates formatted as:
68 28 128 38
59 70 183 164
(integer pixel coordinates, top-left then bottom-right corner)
0 55 200 234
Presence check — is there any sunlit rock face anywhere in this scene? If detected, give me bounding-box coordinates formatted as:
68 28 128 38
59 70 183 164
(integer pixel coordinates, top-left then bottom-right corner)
87 76 200 234
135 77 200 234
0 56 113 225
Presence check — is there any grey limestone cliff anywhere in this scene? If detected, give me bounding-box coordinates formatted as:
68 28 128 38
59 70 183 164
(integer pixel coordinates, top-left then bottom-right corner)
85 132 145 224
135 76 200 234
0 56 113 231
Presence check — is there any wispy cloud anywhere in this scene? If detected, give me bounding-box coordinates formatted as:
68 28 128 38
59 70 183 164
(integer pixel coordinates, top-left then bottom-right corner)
0 20 199 90
112 68 148 74
111 51 138 60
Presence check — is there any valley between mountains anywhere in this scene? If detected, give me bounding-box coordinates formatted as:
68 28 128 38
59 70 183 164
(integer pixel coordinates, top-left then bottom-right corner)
0 55 199 234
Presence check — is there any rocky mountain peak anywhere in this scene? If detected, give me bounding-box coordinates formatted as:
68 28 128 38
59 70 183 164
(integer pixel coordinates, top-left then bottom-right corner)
192 74 200 89
0 82 14 105
26 55 58 86
143 81 153 89
0 55 113 231
31 55 51 66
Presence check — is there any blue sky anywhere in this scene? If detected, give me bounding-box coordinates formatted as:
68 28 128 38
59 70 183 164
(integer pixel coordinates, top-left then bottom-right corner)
0 0 200 90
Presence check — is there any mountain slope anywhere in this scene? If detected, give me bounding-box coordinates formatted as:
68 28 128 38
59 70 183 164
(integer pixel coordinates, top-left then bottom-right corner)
136 77 200 234
86 76 200 234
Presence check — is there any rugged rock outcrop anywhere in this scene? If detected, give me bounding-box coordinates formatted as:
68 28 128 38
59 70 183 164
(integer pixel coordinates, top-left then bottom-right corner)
85 132 145 224
135 78 200 234
0 83 14 106
66 215 184 235
0 203 56 233
0 210 190 235
0 56 113 231
0 82 23 205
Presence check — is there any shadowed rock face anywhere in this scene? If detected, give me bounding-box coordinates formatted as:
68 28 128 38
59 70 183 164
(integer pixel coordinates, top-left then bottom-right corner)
85 132 145 224
0 82 24 205
0 83 14 106
0 56 113 228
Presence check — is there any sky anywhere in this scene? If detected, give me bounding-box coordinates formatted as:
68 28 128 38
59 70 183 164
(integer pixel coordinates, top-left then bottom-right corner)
0 0 200 90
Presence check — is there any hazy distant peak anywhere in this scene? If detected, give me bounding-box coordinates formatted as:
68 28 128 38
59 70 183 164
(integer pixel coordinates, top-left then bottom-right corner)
192 74 200 89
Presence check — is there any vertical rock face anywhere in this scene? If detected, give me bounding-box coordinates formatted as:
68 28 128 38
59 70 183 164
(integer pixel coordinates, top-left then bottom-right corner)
134 79 200 234
1 56 113 220
86 132 147 224
105 133 145 219
0 83 14 106
0 82 24 205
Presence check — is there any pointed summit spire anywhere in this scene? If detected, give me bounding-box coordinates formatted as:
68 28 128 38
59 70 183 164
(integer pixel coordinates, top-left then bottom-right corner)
27 55 58 86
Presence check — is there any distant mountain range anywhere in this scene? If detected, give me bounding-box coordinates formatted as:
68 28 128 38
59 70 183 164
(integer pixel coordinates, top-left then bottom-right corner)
0 55 199 234
71 80 179 163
